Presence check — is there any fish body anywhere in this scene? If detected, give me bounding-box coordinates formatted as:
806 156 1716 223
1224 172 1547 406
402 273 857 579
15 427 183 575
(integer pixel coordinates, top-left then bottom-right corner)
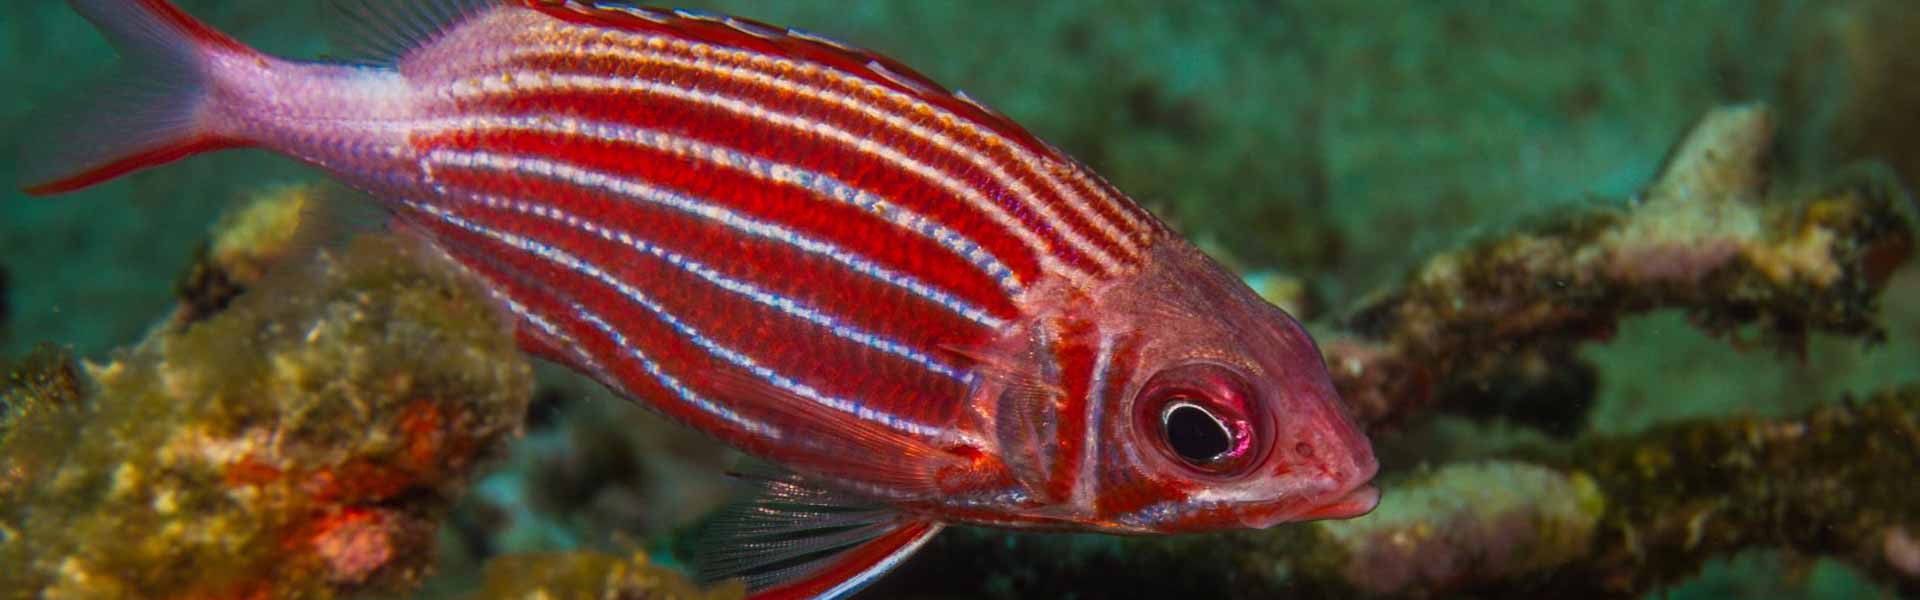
22 1 1379 597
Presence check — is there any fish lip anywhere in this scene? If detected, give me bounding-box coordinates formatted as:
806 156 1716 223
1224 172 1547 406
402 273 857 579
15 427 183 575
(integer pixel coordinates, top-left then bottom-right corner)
1234 482 1381 529
1295 483 1380 520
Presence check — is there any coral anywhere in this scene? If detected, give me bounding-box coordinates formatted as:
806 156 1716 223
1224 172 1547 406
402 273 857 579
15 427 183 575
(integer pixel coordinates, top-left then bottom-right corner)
0 230 533 598
1312 462 1604 595
174 183 323 324
1325 104 1915 429
878 386 1920 599
464 551 742 600
1551 386 1920 597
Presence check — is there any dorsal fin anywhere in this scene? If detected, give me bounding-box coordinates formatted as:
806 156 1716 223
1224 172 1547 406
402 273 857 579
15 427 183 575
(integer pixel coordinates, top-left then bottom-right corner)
525 1 1063 161
325 0 504 64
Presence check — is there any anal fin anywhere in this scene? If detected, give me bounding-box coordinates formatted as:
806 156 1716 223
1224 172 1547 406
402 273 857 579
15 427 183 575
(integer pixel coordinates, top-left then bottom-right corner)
694 469 943 600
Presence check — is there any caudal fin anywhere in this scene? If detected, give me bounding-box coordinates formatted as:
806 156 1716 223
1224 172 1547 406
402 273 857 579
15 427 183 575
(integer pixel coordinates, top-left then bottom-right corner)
19 0 259 195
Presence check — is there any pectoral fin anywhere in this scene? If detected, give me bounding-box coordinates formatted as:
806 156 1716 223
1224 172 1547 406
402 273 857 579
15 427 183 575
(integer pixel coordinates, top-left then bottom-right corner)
694 469 943 599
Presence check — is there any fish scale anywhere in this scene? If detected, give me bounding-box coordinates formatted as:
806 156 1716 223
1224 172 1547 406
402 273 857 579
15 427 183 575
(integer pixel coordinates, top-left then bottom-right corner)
21 1 1379 598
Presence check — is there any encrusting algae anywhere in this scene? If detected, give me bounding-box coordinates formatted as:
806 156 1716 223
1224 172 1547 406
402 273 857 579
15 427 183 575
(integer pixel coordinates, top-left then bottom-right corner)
1311 461 1606 595
0 191 536 597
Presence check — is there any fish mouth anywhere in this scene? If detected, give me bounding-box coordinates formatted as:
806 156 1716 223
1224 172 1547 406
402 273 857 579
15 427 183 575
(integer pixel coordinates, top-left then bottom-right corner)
1295 483 1380 520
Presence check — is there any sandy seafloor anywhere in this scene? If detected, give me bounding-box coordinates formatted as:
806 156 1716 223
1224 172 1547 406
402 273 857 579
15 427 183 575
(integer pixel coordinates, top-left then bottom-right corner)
4 1 1918 598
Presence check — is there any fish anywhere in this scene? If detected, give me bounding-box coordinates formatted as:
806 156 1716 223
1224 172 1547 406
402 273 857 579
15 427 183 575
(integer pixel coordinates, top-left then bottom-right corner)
19 1 1380 597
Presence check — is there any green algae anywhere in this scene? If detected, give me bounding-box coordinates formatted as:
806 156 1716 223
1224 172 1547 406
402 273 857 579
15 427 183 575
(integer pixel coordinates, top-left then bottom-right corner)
465 551 742 600
0 230 533 599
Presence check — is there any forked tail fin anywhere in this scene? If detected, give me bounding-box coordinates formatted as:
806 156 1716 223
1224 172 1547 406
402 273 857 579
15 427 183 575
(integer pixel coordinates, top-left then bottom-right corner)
18 0 260 195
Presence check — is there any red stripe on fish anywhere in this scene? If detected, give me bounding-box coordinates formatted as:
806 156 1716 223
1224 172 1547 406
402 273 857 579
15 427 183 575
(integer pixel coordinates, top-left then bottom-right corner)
402 207 784 447
438 82 1065 287
484 50 1145 273
1043 316 1100 503
412 174 976 436
453 5 1162 257
413 135 997 432
415 125 1019 327
423 7 1156 284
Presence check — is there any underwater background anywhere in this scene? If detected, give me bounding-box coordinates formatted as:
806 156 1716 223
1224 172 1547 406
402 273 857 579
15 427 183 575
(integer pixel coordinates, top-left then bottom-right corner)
2 1 1917 598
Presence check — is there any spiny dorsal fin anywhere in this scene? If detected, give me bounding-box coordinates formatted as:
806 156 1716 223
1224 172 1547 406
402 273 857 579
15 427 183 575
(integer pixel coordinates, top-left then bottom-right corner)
693 467 943 599
325 0 503 64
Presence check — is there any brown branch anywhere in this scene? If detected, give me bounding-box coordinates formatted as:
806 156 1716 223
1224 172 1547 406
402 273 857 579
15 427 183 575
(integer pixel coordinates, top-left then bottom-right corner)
1319 104 1916 429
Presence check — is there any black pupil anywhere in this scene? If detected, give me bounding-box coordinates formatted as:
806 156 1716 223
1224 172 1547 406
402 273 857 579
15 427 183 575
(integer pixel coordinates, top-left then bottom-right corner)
1163 404 1231 463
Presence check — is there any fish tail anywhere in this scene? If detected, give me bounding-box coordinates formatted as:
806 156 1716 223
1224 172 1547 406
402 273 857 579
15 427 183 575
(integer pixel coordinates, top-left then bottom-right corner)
19 0 261 195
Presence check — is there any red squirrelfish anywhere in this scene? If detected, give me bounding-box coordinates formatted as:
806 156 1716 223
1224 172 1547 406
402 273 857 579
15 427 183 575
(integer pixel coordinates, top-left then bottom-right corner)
21 1 1379 597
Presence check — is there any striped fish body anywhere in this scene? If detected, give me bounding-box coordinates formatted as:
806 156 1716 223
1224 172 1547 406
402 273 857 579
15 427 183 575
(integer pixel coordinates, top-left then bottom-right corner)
24 1 1378 597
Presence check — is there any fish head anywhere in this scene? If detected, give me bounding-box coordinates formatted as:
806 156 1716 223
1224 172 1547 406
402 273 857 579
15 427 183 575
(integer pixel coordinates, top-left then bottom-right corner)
1082 240 1378 533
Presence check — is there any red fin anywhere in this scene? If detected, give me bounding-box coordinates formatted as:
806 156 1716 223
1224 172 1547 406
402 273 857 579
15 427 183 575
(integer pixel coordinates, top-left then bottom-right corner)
750 520 941 600
23 138 243 196
19 0 259 195
694 468 942 599
129 0 251 53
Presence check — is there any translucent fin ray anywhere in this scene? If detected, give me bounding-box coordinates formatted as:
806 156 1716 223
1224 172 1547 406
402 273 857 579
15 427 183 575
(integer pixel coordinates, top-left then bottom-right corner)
325 0 504 65
693 469 942 599
20 0 256 195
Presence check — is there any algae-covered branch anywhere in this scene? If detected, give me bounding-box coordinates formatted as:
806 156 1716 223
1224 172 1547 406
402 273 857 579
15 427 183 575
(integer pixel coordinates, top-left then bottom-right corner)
1322 104 1916 429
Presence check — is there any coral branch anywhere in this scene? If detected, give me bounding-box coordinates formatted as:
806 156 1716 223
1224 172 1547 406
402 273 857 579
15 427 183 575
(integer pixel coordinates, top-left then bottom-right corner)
875 386 1920 598
1322 104 1917 428
1544 386 1920 596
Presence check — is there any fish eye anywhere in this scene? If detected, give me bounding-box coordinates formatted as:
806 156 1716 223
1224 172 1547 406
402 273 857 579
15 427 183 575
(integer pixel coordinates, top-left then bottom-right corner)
1133 363 1263 476
1161 400 1231 464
